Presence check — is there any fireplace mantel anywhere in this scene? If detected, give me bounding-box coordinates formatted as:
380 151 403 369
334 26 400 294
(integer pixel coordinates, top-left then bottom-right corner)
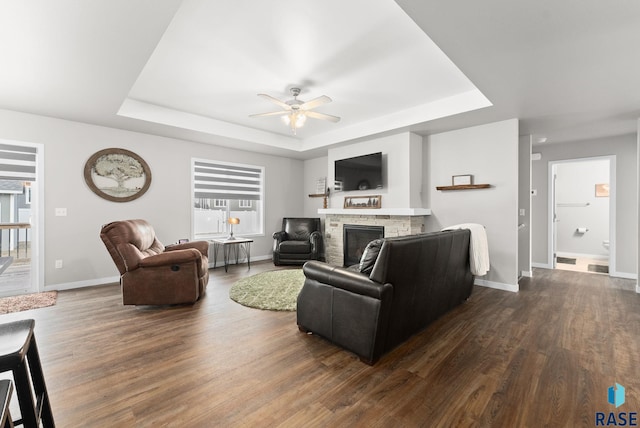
318 208 431 216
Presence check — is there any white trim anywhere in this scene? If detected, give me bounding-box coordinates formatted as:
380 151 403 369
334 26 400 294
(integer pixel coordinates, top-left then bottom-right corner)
191 157 266 240
609 271 638 280
636 283 640 293
319 208 431 216
474 278 519 292
45 275 120 291
548 155 616 276
532 262 552 269
520 270 533 278
555 251 608 261
0 139 44 294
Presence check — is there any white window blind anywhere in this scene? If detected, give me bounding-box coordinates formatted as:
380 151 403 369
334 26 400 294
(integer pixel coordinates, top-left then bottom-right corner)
0 143 37 182
192 159 264 238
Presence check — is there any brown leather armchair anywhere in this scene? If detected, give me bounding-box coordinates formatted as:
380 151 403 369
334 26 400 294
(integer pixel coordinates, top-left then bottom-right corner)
100 219 210 305
272 218 323 265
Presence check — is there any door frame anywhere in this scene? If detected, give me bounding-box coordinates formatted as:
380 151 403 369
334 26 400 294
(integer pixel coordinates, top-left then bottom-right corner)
0 139 44 296
547 155 616 274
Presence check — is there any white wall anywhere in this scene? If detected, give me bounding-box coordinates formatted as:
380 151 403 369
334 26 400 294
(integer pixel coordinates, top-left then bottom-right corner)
555 159 610 258
425 119 520 291
303 156 328 217
0 108 304 289
518 135 532 278
531 135 637 278
327 132 423 209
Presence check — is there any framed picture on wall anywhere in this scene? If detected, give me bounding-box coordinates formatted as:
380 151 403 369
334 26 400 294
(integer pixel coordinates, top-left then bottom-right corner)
344 195 382 209
452 174 473 186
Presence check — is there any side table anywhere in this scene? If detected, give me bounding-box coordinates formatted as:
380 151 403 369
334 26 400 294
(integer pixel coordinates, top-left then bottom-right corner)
210 238 253 272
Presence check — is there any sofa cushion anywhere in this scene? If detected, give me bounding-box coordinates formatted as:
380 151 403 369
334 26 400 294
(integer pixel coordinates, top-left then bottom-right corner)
279 240 312 254
359 239 383 275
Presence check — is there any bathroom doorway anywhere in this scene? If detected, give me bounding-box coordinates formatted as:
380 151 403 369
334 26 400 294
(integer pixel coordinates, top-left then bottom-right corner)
549 156 614 275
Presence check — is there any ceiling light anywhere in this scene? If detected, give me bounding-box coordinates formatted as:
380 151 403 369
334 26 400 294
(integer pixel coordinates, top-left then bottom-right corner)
281 111 306 134
250 87 340 135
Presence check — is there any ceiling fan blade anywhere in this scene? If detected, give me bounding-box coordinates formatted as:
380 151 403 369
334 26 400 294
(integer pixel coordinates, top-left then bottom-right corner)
305 110 341 123
257 93 291 110
249 110 289 118
300 95 332 110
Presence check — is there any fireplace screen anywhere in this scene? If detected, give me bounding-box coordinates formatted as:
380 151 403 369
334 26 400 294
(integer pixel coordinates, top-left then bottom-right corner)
343 224 384 267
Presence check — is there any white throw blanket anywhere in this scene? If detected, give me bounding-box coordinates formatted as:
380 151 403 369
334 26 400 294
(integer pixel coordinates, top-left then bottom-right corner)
442 223 490 276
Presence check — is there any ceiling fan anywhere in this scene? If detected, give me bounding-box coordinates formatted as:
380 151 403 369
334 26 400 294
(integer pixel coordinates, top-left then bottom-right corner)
250 87 340 134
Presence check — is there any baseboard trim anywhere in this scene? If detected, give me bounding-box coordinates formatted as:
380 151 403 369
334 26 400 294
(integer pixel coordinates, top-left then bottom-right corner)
45 275 120 291
556 251 608 260
532 262 551 269
609 271 638 280
520 270 533 278
49 255 275 291
636 284 640 294
474 278 519 293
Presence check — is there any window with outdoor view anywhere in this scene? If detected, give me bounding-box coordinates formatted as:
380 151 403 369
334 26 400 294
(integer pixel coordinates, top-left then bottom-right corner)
192 159 264 239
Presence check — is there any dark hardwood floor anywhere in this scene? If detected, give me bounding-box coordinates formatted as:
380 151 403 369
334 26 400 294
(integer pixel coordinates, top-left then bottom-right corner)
0 262 639 427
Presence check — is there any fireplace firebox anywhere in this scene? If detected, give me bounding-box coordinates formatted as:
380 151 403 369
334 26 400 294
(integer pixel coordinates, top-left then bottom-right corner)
343 224 384 267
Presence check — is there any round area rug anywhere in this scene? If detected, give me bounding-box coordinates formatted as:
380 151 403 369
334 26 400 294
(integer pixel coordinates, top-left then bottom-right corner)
229 269 305 311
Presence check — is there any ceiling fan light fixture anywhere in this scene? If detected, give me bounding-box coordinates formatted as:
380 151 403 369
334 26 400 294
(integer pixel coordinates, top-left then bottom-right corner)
251 87 340 134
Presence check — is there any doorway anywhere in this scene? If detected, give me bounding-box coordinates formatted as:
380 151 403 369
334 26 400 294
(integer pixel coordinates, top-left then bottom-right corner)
548 156 615 275
0 140 43 297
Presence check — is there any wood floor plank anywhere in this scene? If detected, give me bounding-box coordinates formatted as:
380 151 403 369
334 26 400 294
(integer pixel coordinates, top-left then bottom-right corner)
0 262 639 427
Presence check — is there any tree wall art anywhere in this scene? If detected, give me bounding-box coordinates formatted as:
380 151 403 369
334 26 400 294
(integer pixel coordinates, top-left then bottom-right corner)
84 148 151 202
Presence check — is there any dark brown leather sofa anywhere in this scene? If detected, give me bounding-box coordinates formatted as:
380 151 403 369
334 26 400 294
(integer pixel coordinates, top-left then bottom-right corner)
100 219 210 305
272 218 323 265
297 229 474 364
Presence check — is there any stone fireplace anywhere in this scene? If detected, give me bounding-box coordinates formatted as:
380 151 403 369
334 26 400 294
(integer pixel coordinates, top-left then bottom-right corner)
324 213 426 266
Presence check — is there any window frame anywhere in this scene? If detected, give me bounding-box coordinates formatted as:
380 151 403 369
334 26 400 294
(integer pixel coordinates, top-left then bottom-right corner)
191 158 265 240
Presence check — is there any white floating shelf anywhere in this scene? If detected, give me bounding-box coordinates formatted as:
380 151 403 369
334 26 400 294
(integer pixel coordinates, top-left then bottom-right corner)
318 208 431 216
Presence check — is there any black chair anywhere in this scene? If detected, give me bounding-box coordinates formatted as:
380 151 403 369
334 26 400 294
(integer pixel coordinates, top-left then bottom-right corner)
272 218 323 265
0 319 54 427
0 380 13 428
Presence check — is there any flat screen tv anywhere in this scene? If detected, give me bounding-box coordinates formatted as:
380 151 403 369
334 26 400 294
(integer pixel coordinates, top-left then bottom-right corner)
334 152 383 191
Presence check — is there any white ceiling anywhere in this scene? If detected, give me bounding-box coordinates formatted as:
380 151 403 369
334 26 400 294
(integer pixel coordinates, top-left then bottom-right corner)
1 1 639 159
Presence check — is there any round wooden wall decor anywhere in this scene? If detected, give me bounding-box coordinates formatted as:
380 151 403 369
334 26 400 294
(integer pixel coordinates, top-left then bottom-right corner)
84 148 152 202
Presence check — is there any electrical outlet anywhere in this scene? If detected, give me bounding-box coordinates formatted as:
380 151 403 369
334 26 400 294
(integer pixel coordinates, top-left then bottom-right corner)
519 209 526 216
55 260 63 269
55 208 67 216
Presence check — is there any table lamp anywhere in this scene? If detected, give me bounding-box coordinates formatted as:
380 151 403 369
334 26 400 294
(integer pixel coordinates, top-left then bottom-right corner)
227 217 240 240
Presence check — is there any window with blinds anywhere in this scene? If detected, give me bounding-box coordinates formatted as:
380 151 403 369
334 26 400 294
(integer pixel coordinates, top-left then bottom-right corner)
0 143 37 182
192 159 264 239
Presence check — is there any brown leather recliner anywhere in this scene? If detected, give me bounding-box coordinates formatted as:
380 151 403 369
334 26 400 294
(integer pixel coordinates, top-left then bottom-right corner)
100 219 210 305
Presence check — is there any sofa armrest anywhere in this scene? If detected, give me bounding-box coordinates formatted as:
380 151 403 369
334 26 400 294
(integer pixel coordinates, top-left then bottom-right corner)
302 261 388 300
272 230 286 251
139 248 200 268
309 230 322 254
165 241 210 256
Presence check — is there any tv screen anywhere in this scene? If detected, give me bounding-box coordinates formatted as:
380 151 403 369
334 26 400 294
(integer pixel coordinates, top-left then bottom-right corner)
334 152 383 191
